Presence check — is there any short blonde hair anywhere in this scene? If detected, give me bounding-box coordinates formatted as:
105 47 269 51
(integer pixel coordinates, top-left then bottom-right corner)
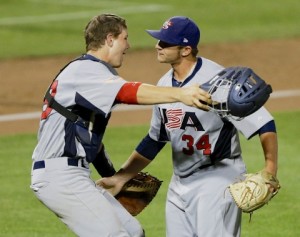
84 14 127 51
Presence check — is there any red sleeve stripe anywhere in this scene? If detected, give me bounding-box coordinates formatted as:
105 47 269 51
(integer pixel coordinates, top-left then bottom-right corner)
116 82 142 104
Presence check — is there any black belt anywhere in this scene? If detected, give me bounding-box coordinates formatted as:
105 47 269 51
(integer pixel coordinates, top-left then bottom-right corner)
33 158 87 170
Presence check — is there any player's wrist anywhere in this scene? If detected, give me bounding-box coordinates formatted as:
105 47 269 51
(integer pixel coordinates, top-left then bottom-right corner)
264 162 278 177
114 169 136 184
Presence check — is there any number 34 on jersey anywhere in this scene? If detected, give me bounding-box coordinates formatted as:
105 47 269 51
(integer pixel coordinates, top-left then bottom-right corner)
160 108 212 156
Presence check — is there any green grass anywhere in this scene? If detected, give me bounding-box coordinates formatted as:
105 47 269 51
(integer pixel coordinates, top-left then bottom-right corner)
236 111 300 237
0 0 299 59
0 111 299 237
0 1 299 235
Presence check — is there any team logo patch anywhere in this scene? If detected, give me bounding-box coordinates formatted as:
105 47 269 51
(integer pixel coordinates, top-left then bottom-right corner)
161 108 204 131
162 20 173 29
165 108 184 129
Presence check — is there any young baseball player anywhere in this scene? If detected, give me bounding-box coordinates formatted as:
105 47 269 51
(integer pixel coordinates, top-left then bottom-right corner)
99 16 279 236
30 14 212 237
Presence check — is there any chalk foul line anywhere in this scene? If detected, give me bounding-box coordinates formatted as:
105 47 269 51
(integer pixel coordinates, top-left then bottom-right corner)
0 89 299 122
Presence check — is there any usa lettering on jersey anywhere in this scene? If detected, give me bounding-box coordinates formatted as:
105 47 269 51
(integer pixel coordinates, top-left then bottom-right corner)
161 108 204 131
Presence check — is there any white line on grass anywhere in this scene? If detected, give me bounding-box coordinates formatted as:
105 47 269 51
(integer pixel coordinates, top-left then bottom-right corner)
0 112 42 122
0 89 299 122
28 0 125 7
270 89 300 98
0 4 170 26
30 0 142 8
0 105 152 122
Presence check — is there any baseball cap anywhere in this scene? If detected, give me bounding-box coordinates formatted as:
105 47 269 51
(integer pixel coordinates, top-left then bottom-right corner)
146 16 200 48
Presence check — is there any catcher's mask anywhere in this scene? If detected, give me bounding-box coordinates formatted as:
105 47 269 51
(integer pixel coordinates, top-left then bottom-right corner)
201 67 272 119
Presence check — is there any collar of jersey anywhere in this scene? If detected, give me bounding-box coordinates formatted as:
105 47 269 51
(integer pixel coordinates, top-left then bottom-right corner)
172 57 203 87
79 54 118 75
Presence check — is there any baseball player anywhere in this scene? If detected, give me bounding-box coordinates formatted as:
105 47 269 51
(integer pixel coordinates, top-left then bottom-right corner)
99 16 279 236
29 14 212 237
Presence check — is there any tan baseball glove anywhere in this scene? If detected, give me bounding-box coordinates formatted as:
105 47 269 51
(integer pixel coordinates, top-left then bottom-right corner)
115 172 162 216
229 170 280 213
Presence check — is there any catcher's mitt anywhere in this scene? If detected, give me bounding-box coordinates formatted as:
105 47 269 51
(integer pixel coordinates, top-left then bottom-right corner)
229 170 280 213
115 172 162 216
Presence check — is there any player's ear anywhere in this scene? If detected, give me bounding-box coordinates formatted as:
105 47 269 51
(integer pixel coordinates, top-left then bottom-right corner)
181 46 192 57
106 34 114 47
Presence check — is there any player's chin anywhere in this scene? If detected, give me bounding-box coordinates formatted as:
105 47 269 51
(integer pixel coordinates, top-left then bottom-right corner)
157 54 167 63
114 62 122 68
113 58 123 68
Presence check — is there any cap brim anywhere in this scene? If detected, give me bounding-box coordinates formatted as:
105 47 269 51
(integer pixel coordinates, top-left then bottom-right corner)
146 30 162 40
146 29 178 45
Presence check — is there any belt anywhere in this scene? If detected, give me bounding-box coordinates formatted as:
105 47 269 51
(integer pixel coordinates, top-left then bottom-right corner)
33 158 87 170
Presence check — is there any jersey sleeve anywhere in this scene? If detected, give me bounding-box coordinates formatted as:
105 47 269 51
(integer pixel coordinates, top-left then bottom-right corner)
136 134 166 160
148 105 170 142
73 61 126 114
229 107 274 139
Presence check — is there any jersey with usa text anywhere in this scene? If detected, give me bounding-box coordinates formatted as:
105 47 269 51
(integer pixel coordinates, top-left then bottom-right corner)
148 57 273 177
32 55 126 162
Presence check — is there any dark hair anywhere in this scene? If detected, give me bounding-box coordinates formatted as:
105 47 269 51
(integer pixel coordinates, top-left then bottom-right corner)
191 47 199 57
84 14 127 51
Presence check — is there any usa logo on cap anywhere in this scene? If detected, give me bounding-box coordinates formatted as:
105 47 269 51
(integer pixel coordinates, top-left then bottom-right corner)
146 16 200 48
162 20 173 29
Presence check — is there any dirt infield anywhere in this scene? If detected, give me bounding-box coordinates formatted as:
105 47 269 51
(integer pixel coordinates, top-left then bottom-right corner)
1 38 299 135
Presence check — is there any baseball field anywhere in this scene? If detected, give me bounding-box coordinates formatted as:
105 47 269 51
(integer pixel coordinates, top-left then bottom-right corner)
0 0 299 236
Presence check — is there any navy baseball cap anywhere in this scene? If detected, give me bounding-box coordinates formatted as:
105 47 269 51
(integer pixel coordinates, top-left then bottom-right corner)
146 16 200 48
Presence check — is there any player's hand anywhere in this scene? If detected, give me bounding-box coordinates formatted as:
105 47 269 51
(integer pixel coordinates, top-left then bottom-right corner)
96 176 126 196
263 167 279 193
180 84 212 110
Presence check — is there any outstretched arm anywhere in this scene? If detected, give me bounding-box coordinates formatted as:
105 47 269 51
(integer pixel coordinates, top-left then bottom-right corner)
116 82 211 110
137 83 211 109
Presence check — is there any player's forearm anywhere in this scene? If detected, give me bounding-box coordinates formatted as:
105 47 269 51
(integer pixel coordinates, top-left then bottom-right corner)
115 151 151 182
136 83 211 109
136 84 181 104
260 132 278 176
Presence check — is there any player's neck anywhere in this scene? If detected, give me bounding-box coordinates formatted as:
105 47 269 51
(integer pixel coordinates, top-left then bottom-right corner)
86 50 108 63
172 58 197 82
